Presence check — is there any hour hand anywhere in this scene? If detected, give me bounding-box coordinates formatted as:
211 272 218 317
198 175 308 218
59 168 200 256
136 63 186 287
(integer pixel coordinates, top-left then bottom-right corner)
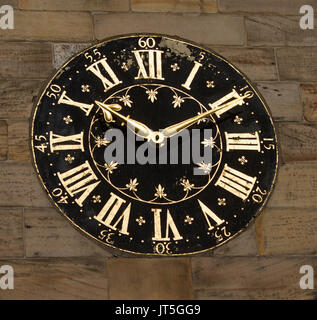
95 100 154 140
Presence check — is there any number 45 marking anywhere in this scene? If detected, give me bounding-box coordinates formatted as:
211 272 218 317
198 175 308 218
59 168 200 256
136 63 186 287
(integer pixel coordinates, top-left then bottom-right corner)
34 135 48 153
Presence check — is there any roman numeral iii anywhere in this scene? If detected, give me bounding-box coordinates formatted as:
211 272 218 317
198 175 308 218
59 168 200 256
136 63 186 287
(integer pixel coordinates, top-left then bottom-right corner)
215 164 256 200
225 132 261 152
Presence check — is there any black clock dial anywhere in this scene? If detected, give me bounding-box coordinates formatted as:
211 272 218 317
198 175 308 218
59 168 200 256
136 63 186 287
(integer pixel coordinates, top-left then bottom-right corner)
31 34 278 255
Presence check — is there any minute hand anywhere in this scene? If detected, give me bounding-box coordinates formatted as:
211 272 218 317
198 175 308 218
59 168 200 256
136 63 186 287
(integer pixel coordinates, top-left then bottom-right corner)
161 93 249 138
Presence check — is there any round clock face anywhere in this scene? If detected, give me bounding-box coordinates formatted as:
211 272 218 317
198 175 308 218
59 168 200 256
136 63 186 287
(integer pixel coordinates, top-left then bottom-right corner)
31 34 278 255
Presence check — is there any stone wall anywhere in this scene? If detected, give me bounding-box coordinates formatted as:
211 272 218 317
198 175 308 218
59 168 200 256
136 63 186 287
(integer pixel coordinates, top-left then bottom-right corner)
0 0 316 299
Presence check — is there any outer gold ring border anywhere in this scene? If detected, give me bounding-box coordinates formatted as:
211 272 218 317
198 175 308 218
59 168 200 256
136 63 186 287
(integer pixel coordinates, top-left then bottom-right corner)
30 33 279 257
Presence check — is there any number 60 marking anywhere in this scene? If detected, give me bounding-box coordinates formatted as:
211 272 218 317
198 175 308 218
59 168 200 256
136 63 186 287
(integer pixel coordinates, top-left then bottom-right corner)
138 37 156 48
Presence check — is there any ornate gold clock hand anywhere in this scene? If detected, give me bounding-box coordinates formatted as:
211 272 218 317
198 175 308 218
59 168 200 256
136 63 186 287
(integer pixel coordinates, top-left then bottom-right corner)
161 92 251 138
95 100 154 140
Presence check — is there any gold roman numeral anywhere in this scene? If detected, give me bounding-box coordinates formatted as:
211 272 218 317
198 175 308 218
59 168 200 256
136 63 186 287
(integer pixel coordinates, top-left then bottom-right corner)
57 161 100 206
86 58 122 92
94 192 131 235
208 89 245 118
58 91 94 116
49 131 84 152
181 61 202 90
198 200 225 230
133 49 164 80
215 164 256 200
152 208 182 241
225 132 261 152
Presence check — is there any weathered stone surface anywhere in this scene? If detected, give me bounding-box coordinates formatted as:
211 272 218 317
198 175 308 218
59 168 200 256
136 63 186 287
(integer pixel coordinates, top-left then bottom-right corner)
276 47 317 81
212 47 278 81
257 82 302 121
213 224 258 256
0 43 52 79
199 0 218 13
0 208 23 258
0 0 17 7
246 16 317 47
277 122 317 162
0 11 93 42
0 162 51 208
0 80 43 119
256 208 317 256
301 83 317 122
219 0 306 15
53 43 91 69
267 162 317 209
107 258 193 299
24 207 111 257
131 0 217 13
0 258 108 299
19 0 129 11
0 121 8 161
94 14 245 46
8 120 30 162
192 257 317 299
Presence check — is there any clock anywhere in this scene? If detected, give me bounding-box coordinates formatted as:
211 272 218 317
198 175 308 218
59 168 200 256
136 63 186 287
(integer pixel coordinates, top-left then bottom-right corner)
31 34 278 255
